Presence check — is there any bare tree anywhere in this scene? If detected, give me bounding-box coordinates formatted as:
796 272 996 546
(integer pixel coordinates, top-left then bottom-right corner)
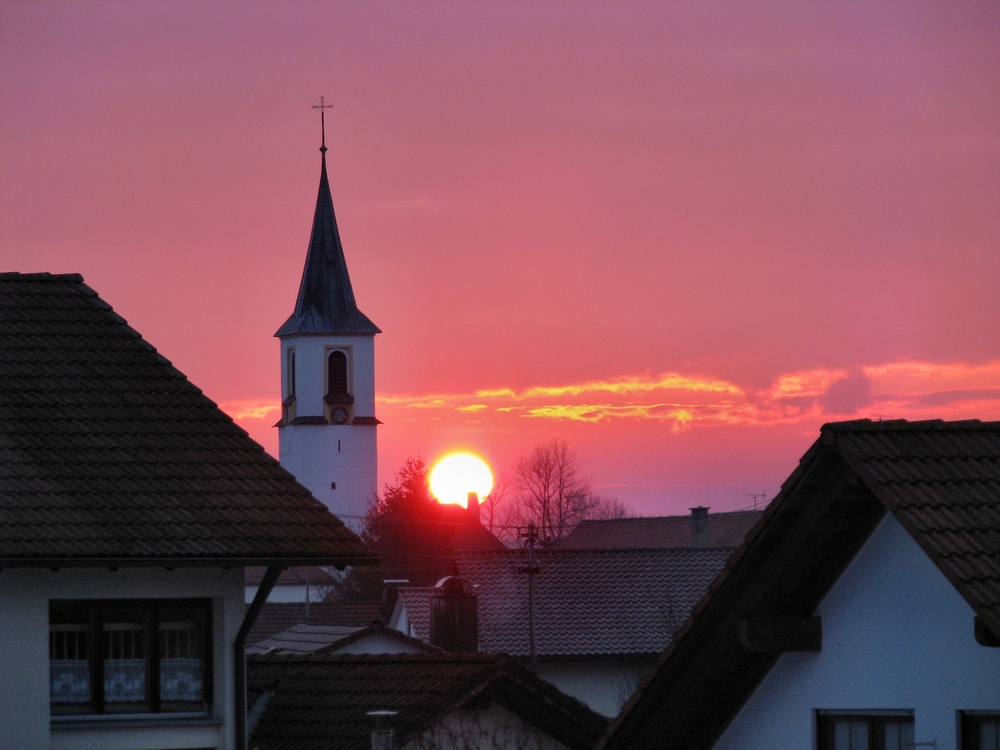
513 439 596 542
479 473 511 538
586 494 634 521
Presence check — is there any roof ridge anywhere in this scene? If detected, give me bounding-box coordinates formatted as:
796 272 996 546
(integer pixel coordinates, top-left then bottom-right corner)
248 651 506 663
824 418 996 432
0 271 85 282
577 510 763 524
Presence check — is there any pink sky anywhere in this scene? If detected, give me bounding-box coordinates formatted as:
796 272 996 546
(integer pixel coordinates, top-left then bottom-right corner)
3 2 998 514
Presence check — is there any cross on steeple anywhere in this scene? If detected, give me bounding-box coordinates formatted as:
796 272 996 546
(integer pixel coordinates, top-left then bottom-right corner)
312 96 334 153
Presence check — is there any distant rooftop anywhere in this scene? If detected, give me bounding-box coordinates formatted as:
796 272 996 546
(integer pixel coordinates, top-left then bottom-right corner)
558 509 764 549
248 621 440 656
397 547 734 658
247 601 383 646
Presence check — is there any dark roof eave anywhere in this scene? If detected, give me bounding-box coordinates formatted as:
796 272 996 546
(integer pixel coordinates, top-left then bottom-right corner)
274 312 382 338
0 554 380 569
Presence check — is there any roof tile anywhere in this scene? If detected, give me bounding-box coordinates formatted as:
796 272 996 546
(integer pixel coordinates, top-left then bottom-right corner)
0 273 375 565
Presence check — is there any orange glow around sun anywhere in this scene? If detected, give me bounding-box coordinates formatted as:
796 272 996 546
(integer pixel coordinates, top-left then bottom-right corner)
429 453 494 506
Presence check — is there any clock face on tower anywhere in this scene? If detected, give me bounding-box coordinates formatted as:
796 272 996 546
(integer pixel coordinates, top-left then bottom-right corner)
331 407 350 425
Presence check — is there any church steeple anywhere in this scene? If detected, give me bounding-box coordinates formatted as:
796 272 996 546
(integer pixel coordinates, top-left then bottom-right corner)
275 104 380 523
275 143 380 337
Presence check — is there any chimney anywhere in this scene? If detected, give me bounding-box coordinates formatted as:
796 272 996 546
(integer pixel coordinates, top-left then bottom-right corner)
691 506 709 547
430 576 478 651
367 710 397 750
467 491 480 524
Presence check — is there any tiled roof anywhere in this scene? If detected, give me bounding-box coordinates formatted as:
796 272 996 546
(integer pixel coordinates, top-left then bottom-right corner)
395 586 435 640
601 419 1000 750
246 566 338 586
440 504 506 551
248 624 362 654
248 621 441 656
559 510 764 549
830 419 1000 632
247 601 383 645
0 273 375 566
248 653 608 750
398 548 732 657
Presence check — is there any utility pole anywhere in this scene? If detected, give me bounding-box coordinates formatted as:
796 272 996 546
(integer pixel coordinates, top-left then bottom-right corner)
305 566 310 620
520 521 541 669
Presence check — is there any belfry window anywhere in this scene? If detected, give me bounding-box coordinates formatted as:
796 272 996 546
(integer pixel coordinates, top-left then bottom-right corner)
328 351 349 397
287 350 296 399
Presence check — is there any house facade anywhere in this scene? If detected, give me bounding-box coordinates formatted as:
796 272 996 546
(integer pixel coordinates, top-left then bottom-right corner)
714 512 998 749
0 272 375 750
601 419 1000 750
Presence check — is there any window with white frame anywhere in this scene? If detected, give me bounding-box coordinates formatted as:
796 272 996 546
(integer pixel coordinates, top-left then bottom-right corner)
49 599 211 715
817 711 914 750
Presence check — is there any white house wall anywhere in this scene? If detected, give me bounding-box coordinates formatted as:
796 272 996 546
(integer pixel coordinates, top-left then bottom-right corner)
329 632 428 655
536 658 654 718
0 566 244 750
713 513 1000 750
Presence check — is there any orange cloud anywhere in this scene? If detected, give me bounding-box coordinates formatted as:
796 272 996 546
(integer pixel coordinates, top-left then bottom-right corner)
222 361 1000 437
219 399 281 421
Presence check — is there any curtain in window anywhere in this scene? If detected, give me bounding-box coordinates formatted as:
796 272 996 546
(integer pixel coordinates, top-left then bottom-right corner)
159 620 203 702
50 624 90 704
103 621 146 704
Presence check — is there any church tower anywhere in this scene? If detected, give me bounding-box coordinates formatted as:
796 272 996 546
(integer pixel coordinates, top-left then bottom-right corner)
275 126 380 522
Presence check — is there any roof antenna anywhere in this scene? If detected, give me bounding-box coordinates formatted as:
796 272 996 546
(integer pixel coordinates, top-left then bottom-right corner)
312 96 334 154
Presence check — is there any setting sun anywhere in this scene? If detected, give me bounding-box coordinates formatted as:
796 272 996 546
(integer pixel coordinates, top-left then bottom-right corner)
429 453 494 506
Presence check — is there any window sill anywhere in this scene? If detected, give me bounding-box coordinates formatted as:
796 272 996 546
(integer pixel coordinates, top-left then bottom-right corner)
51 712 220 730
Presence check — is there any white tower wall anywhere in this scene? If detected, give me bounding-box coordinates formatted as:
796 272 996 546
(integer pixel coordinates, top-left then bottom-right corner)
278 335 378 523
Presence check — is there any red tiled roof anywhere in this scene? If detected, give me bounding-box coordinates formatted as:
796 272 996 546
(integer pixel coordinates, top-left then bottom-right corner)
248 653 608 750
0 273 375 566
559 510 764 549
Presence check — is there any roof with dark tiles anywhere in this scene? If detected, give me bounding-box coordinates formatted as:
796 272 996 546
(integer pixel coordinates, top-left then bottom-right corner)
395 586 435 642
247 620 441 656
398 547 733 657
247 601 384 646
0 272 375 566
248 652 608 750
558 510 764 549
600 419 1000 750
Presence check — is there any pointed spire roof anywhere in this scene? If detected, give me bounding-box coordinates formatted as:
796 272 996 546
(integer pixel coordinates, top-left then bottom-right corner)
276 149 380 337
